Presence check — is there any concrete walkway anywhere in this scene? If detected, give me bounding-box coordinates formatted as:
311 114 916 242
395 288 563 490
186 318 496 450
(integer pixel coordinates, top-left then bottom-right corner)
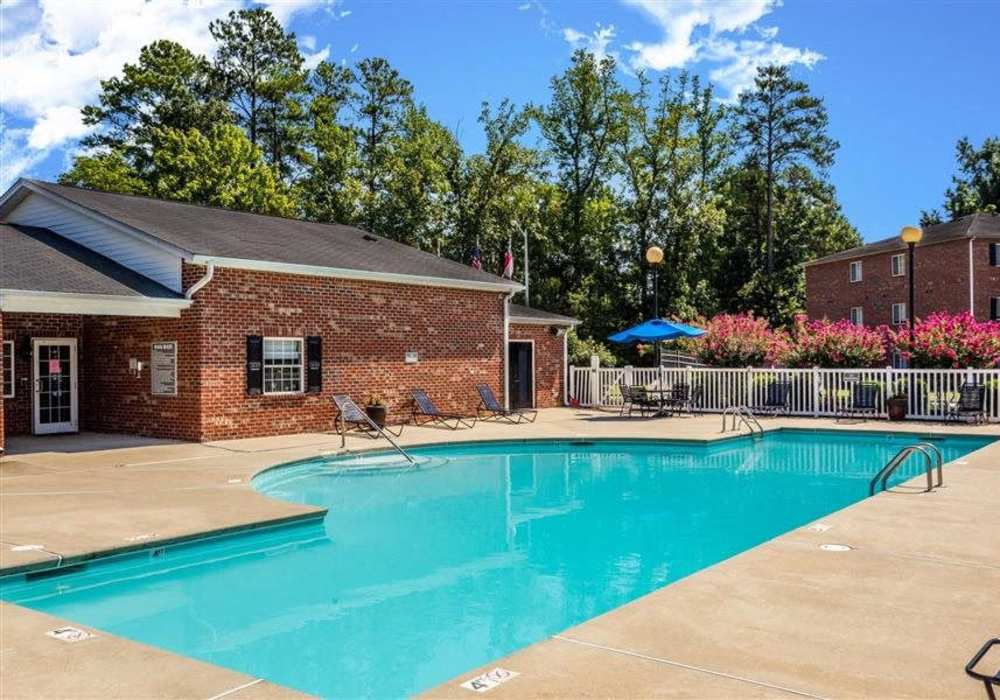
1 410 998 698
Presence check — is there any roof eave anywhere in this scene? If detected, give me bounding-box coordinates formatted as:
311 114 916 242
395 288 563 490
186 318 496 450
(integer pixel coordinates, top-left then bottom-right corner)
509 315 580 327
0 289 191 318
190 255 524 293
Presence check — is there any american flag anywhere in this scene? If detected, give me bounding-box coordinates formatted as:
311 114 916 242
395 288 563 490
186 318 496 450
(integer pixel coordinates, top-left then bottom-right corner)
470 246 482 270
501 245 514 279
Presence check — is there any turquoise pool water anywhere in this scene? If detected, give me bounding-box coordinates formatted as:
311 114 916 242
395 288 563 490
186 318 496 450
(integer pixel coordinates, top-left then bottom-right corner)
1 430 992 698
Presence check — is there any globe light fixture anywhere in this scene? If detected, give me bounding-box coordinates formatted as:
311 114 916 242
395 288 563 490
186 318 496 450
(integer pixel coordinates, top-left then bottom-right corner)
645 245 664 265
900 226 923 245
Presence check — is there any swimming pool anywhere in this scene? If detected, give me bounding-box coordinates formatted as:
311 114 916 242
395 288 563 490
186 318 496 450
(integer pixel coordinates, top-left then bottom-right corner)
1 430 993 698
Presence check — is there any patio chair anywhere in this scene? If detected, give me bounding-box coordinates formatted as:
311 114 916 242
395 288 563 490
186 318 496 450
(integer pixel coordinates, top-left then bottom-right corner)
410 389 477 429
751 381 792 416
476 383 537 423
332 394 404 446
948 383 987 424
663 383 692 414
840 382 880 420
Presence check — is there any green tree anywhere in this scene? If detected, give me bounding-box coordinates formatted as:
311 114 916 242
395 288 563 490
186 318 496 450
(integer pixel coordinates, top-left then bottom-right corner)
59 149 150 195
151 123 295 216
921 136 1000 225
734 64 837 275
210 7 309 177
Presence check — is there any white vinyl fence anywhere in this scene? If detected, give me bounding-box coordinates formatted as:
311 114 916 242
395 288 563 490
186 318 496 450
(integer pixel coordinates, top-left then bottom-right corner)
568 363 1000 422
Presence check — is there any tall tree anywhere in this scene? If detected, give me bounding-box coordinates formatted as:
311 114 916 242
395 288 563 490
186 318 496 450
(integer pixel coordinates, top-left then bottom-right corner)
352 57 414 231
210 7 309 177
921 135 1000 225
734 64 837 275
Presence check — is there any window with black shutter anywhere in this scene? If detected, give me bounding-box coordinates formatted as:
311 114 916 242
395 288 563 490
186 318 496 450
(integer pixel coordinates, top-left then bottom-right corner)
306 336 322 393
246 335 263 395
992 297 999 321
991 243 999 267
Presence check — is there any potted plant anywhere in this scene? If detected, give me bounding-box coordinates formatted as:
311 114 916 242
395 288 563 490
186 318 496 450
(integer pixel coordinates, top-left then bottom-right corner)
365 394 387 427
886 392 908 421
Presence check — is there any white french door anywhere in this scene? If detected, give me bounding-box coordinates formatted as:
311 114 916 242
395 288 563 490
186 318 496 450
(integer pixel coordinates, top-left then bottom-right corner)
33 338 78 435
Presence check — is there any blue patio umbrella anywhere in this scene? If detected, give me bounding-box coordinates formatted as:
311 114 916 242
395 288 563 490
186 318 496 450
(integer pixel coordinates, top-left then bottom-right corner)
608 319 706 344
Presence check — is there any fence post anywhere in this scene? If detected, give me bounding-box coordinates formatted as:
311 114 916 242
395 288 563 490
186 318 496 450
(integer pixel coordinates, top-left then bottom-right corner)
745 366 753 407
589 354 600 407
812 366 821 417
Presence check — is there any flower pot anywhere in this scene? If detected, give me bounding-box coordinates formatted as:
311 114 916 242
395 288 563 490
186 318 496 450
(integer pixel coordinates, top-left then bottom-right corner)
365 405 387 427
886 397 907 421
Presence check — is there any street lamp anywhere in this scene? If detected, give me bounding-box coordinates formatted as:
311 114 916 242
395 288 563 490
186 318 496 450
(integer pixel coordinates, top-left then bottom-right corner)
645 245 664 318
900 225 923 343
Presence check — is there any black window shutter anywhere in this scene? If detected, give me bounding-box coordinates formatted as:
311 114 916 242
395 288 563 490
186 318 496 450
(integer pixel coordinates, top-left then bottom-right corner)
306 336 322 393
992 297 999 321
246 335 263 395
991 243 999 267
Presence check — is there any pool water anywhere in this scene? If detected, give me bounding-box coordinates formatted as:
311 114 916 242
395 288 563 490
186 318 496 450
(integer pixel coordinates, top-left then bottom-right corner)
1 431 992 698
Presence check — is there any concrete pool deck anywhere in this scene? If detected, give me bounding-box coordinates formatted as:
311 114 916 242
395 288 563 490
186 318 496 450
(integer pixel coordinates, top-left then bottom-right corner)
1 410 998 698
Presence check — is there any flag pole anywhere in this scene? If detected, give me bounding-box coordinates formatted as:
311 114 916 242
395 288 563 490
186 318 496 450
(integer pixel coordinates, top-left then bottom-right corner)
522 225 529 307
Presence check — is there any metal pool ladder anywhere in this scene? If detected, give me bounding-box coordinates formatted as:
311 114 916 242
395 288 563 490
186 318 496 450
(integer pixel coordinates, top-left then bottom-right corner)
721 405 764 438
340 411 415 464
868 442 943 495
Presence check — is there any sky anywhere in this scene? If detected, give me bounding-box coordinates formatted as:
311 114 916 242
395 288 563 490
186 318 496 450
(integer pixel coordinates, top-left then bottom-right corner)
1 0 998 242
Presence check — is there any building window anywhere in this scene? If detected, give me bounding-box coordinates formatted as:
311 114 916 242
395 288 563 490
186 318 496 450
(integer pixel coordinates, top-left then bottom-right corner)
2 341 13 398
992 297 1000 321
891 303 907 326
849 260 862 283
891 349 908 369
263 338 304 394
850 307 864 326
890 253 905 277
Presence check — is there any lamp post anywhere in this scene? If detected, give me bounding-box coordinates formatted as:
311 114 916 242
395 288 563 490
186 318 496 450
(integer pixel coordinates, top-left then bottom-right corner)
645 245 664 318
900 225 923 344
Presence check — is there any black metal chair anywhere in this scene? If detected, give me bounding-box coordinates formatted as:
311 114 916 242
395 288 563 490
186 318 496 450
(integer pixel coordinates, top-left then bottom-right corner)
664 383 692 414
410 389 477 429
476 383 537 423
332 394 404 446
949 383 987 424
840 382 880 420
752 381 792 416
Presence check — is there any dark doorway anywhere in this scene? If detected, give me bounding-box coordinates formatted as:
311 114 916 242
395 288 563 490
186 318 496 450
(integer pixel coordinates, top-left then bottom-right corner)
508 341 534 410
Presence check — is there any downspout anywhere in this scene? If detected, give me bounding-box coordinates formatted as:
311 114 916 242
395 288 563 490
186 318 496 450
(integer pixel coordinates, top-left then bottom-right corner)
502 293 512 410
562 328 569 407
186 262 215 299
968 238 975 315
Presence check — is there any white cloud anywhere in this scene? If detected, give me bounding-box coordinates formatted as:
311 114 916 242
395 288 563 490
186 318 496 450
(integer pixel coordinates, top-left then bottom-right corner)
350 42 359 53
303 44 330 69
558 0 824 102
0 0 332 189
517 2 532 10
562 24 618 65
339 9 351 18
257 0 335 25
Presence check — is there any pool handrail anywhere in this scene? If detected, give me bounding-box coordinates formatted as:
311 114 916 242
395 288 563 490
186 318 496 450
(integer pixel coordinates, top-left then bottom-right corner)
869 442 942 495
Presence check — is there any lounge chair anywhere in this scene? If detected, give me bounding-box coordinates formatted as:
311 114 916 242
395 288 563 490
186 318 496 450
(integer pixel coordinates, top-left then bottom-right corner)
410 389 477 429
476 383 537 423
752 380 792 416
840 382 880 420
332 394 404 446
948 383 987 424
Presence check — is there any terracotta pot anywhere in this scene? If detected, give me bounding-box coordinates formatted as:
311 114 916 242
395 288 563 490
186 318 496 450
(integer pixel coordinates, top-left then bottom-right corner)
365 405 387 427
886 397 907 421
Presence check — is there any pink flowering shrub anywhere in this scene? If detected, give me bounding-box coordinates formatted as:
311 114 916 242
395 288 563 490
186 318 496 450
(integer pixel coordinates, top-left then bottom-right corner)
779 315 888 368
695 313 789 367
891 312 1000 368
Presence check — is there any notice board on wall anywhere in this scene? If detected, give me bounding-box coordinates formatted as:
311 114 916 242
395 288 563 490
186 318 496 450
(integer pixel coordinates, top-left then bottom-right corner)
151 341 177 396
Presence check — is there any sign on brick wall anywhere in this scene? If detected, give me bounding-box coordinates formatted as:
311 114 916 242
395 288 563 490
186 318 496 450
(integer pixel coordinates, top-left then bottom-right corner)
151 341 177 396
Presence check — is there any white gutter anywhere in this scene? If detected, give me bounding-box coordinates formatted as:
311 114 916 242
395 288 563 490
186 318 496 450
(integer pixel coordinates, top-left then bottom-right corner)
186 262 215 299
562 329 569 407
503 293 512 410
0 289 191 318
508 315 580 327
190 255 524 294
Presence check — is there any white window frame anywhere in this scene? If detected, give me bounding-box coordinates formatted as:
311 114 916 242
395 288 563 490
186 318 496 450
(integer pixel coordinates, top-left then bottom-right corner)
890 253 905 277
849 260 862 283
891 302 907 326
891 349 908 369
262 337 305 395
2 340 14 398
991 243 1000 267
850 307 864 326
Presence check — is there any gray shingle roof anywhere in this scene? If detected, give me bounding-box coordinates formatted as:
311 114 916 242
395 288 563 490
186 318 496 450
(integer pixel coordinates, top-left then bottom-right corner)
1 223 182 298
806 213 1000 266
508 303 579 325
22 180 521 290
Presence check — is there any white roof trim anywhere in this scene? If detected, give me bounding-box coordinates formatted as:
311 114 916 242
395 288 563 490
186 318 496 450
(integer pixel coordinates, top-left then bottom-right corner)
509 314 579 327
0 179 193 260
0 289 191 318
191 255 525 293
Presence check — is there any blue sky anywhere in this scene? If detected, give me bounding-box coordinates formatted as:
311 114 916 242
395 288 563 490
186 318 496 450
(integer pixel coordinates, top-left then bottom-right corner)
2 0 998 242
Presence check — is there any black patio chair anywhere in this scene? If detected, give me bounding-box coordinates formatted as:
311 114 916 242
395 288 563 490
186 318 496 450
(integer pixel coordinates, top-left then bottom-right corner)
663 383 692 414
476 383 537 424
839 381 880 420
752 380 792 416
410 389 477 429
332 394 404 446
948 383 987 424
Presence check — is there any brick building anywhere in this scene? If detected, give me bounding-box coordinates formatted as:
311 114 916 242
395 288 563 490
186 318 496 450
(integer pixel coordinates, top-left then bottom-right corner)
805 213 1000 328
0 180 577 449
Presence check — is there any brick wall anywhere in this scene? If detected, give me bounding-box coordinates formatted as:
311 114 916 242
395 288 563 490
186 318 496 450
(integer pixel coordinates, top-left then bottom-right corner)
0 313 4 451
509 323 566 409
804 239 993 325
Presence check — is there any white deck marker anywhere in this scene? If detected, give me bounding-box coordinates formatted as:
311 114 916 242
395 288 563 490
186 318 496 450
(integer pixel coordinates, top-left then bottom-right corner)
461 668 520 692
820 543 853 552
10 544 45 551
47 627 95 642
806 522 832 533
